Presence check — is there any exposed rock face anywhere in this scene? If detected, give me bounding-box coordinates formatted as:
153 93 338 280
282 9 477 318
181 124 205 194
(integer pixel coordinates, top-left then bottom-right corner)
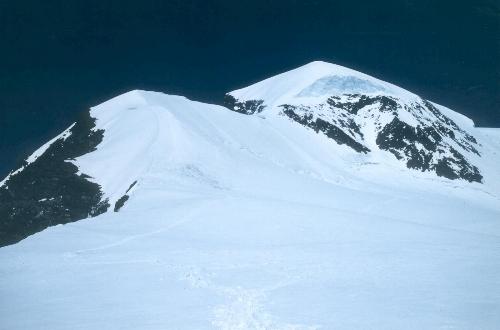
224 94 266 115
226 92 482 183
280 103 370 153
114 181 137 212
376 116 482 183
0 111 109 247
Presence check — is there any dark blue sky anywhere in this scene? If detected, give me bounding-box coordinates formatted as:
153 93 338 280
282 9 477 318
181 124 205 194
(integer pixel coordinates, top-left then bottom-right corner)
1 0 499 177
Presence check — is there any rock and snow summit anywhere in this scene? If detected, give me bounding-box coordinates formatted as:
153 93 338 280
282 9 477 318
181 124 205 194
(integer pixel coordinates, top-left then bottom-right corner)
1 61 500 329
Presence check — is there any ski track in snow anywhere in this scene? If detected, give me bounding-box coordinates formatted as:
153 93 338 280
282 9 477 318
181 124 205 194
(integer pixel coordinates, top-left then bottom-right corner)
68 197 222 256
63 194 323 329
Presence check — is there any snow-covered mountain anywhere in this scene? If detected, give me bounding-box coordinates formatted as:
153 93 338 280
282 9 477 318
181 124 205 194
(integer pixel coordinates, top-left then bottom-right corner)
225 61 482 182
1 61 500 329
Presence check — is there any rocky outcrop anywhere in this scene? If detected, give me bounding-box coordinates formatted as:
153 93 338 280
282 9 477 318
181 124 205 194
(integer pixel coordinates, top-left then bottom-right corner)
0 111 109 247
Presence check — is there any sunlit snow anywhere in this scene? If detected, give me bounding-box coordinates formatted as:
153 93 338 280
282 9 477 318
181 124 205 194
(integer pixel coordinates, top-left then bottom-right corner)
1 62 500 330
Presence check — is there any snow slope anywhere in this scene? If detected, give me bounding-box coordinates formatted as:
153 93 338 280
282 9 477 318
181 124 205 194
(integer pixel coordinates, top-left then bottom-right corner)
229 61 419 108
1 66 500 329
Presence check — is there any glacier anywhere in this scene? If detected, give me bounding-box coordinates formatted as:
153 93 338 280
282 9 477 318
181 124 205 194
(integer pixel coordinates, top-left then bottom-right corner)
1 62 500 329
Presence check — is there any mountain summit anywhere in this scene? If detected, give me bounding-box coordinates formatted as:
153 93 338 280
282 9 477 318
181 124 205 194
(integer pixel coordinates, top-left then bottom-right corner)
1 62 500 329
1 61 498 245
225 61 483 182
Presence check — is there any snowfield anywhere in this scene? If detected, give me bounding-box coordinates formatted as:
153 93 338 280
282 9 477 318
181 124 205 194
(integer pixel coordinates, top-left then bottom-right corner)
1 63 500 329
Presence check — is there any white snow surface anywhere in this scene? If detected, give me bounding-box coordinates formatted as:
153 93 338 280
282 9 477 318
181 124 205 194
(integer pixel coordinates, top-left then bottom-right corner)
1 78 500 328
229 61 421 109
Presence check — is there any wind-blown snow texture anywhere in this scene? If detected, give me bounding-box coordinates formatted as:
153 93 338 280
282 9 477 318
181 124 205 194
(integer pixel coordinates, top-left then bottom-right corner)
1 62 500 329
